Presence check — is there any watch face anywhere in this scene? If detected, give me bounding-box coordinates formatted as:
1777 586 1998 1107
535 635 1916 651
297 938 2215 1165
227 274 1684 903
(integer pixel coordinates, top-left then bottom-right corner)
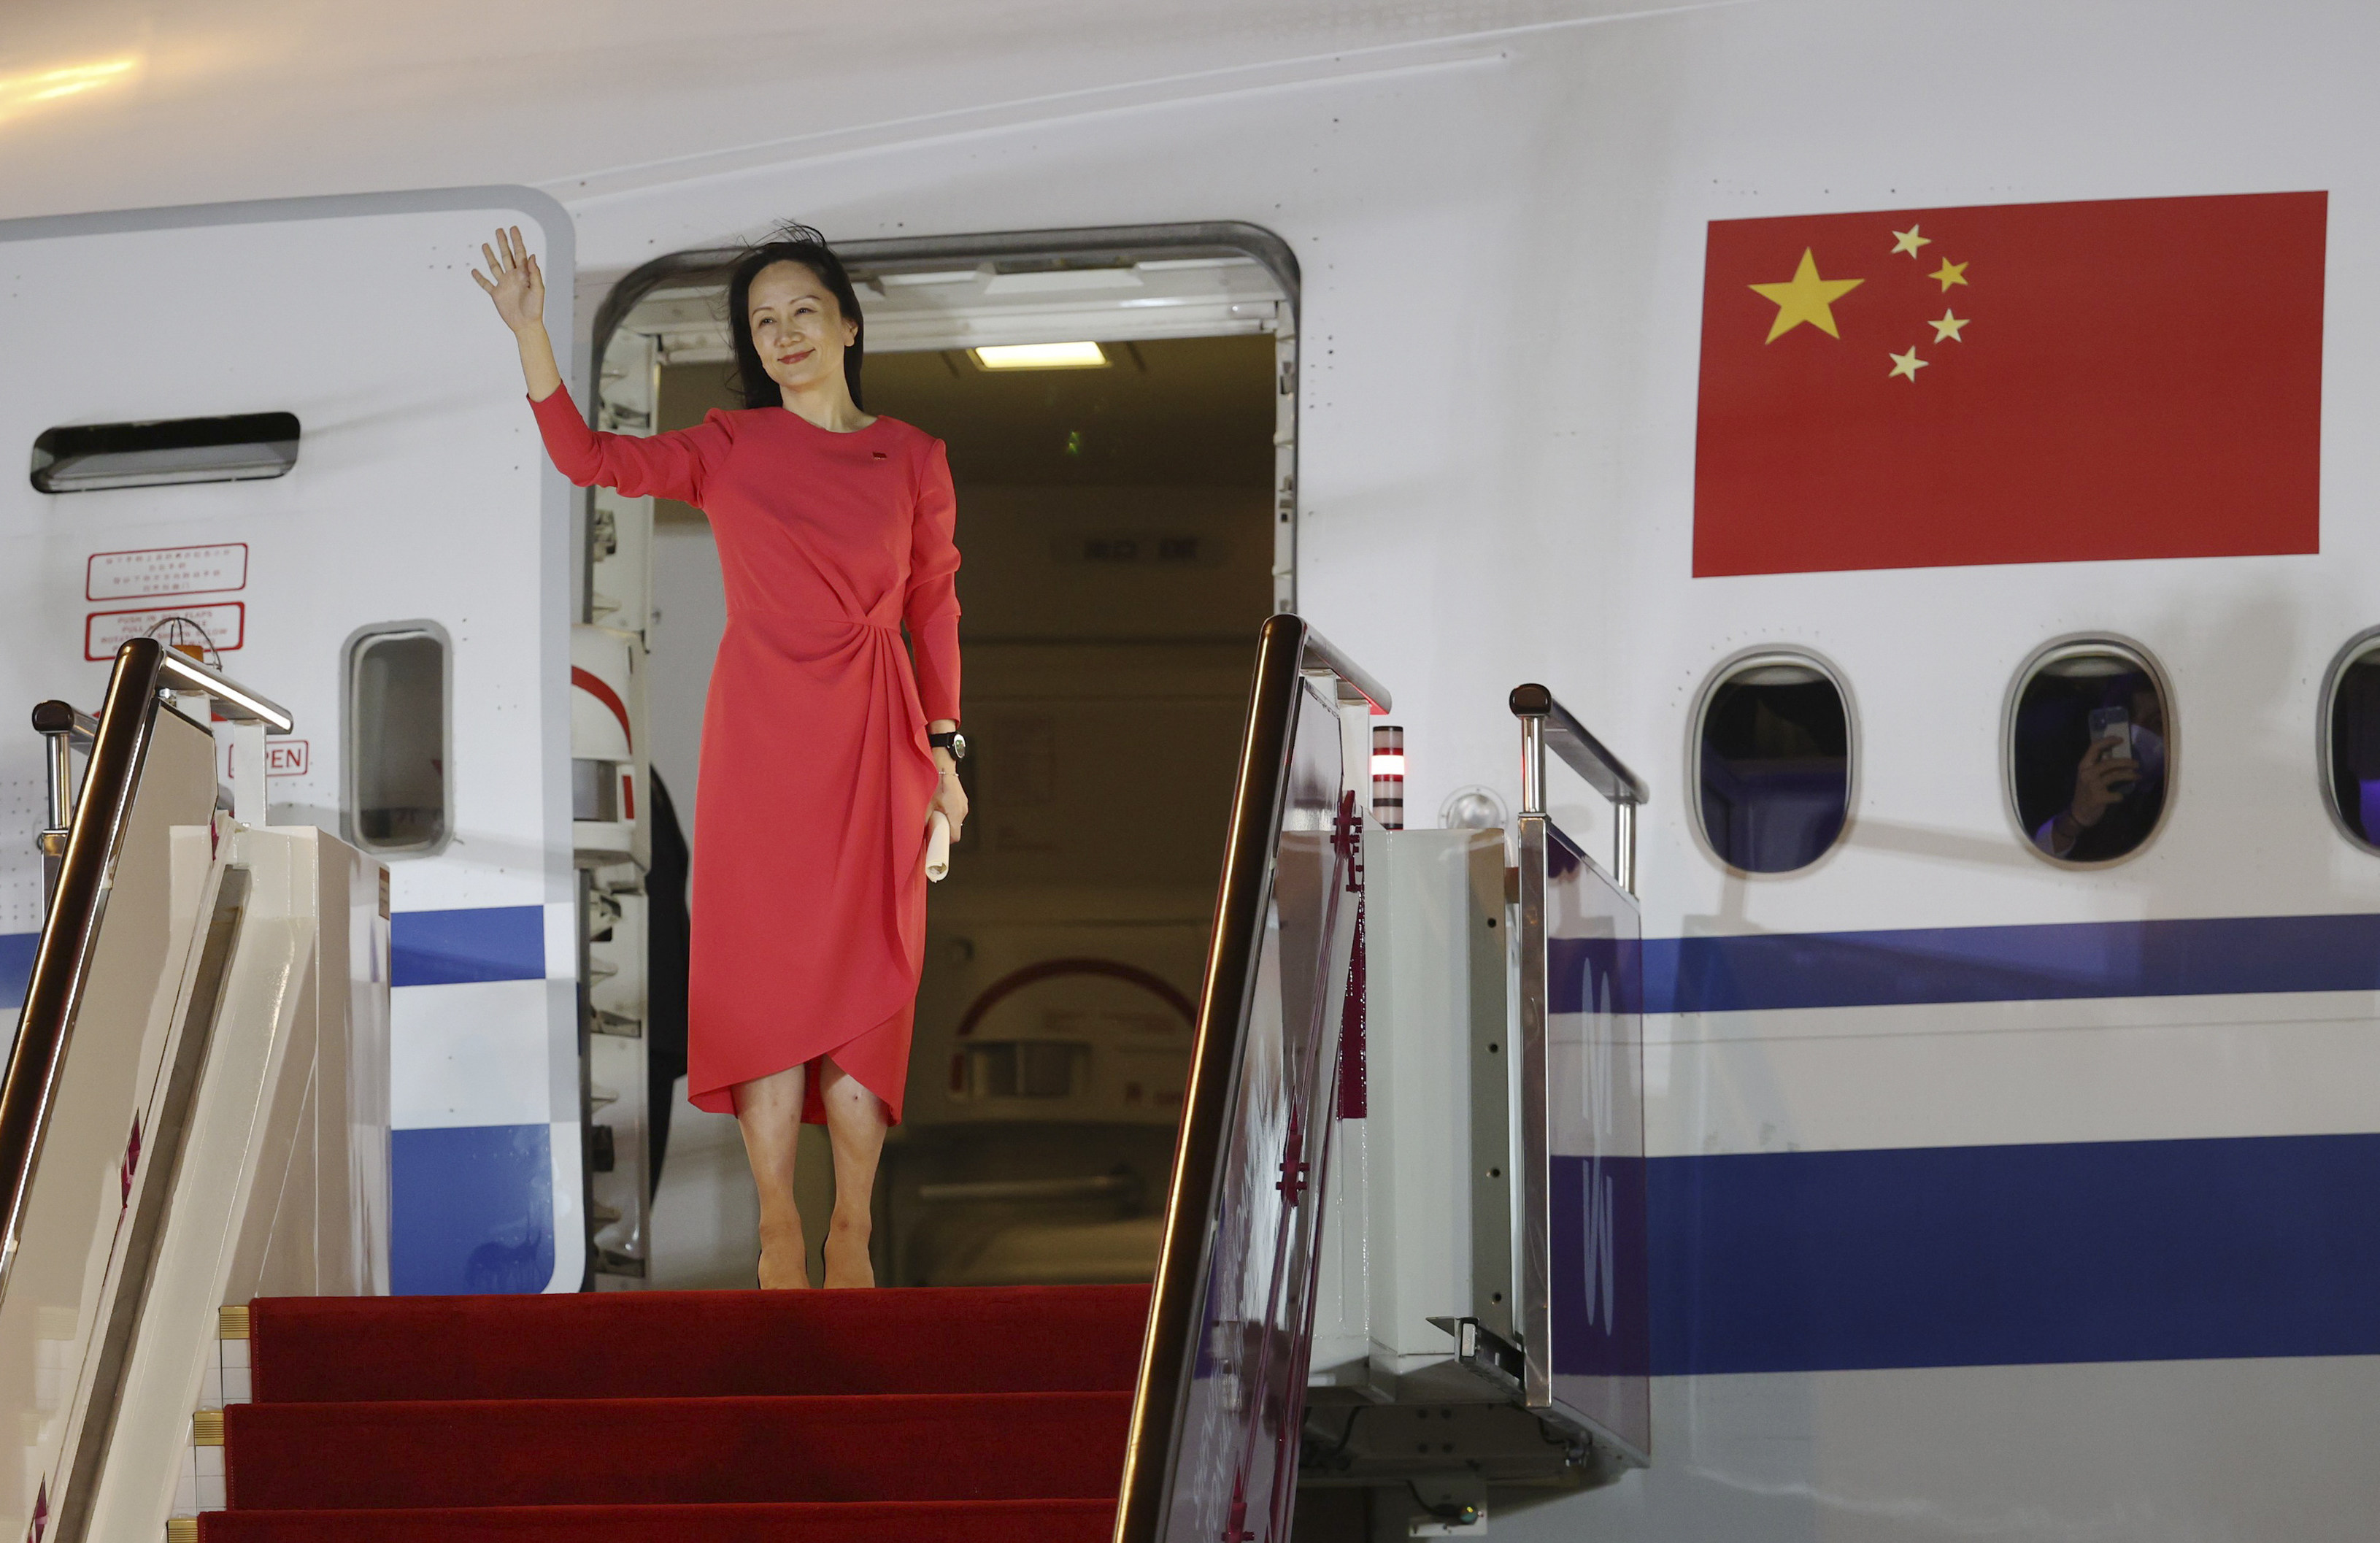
950 731 968 760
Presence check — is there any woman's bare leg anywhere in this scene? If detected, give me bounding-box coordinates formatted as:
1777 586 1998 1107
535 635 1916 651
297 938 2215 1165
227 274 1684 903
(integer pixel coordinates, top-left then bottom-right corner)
818 1058 888 1288
732 1063 809 1289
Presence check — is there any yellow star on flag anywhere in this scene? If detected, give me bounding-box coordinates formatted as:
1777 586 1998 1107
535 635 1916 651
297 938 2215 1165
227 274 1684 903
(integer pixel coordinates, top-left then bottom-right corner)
1891 225 1931 257
1888 347 1928 382
1749 249 1865 342
1930 258 1969 291
1930 310 1969 343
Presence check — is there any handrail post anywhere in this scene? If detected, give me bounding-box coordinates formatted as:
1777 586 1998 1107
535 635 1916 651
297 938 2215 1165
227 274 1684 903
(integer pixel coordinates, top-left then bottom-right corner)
1519 713 1546 818
1614 799 1636 896
45 726 73 831
32 701 100 909
39 726 70 907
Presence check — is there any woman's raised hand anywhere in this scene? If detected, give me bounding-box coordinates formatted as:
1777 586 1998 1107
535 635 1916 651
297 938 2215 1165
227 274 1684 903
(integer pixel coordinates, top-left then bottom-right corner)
472 226 546 335
474 226 563 401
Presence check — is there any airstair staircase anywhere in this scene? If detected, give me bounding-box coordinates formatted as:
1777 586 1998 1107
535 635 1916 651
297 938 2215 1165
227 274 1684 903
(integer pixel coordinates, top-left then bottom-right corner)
7 618 1651 1542
196 1284 1143 1540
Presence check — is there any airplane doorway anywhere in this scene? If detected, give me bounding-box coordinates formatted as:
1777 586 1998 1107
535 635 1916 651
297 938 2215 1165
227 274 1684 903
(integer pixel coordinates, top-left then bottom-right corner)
601 234 1295 1289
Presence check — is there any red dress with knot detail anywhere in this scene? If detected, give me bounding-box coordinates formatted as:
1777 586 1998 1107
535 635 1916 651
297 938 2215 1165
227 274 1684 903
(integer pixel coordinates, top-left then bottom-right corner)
532 387 959 1124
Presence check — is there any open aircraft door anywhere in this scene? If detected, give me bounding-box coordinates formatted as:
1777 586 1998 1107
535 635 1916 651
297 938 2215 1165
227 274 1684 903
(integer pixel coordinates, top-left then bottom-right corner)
0 191 582 1297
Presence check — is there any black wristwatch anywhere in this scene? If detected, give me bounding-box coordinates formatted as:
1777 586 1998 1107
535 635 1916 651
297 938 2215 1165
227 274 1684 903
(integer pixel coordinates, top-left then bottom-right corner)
930 730 967 761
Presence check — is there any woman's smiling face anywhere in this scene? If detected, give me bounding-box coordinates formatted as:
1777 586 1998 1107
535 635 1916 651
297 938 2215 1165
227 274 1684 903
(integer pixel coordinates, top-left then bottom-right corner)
747 260 857 401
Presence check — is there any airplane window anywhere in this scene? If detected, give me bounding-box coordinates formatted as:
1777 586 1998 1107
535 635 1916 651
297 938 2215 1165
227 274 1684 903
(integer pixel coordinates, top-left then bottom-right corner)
2325 636 2380 850
30 412 299 493
2009 642 2170 864
347 626 449 855
1695 656 1852 873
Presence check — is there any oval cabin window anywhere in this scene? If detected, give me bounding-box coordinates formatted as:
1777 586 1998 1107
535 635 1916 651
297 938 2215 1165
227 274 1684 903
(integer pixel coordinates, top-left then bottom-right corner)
1695 657 1852 874
2009 642 2171 865
2325 636 2380 850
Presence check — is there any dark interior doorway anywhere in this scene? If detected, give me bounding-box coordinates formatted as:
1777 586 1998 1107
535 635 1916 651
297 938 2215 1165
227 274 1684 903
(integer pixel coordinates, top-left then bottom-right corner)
645 331 1278 1285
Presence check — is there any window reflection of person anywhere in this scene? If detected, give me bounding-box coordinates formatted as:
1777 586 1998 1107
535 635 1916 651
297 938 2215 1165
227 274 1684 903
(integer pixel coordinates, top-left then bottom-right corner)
2033 684 2167 861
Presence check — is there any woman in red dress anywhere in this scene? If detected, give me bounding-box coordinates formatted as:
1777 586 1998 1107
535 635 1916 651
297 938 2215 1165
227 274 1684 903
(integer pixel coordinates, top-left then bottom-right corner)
475 225 966 1289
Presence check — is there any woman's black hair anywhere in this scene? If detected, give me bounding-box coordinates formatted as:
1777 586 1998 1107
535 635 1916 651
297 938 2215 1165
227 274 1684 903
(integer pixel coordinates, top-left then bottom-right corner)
725 223 866 411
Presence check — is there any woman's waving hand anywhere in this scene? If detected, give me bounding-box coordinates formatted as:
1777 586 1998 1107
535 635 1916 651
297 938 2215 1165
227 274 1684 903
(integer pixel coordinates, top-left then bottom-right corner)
471 226 562 401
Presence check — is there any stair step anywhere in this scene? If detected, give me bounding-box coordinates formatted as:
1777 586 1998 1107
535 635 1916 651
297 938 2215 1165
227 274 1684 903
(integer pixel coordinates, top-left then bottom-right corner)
223 1390 1131 1509
251 1284 1148 1402
197 1498 1117 1542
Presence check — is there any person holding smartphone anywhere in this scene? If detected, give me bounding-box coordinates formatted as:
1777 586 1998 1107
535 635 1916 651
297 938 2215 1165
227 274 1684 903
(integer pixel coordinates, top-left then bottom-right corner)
2034 687 2168 861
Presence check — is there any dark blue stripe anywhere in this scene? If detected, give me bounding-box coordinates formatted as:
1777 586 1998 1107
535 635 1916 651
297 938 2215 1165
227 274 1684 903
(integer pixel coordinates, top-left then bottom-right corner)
391 907 545 987
390 1123 555 1294
1642 912 2380 1014
1647 1134 2380 1374
8 907 549 1000
0 931 35 1011
1549 937 1646 1016
1550 1154 1653 1378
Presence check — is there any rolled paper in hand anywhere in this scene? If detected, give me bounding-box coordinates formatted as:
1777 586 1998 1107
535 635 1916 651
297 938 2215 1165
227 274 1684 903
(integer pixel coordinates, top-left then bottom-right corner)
925 810 952 882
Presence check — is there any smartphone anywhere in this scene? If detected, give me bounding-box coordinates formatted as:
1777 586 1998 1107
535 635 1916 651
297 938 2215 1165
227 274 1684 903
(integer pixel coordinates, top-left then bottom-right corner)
2087 706 2134 761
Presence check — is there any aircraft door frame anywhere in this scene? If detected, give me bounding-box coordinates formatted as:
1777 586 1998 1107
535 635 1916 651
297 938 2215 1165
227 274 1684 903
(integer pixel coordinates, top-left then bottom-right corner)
0 187 583 1299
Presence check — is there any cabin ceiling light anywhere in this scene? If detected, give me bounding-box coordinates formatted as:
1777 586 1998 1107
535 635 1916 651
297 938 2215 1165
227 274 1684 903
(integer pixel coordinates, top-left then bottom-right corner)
970 342 1110 371
31 413 301 493
0 58 139 125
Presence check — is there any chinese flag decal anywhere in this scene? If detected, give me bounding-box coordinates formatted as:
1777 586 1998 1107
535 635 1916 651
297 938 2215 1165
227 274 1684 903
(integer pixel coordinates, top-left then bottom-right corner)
1692 191 2326 577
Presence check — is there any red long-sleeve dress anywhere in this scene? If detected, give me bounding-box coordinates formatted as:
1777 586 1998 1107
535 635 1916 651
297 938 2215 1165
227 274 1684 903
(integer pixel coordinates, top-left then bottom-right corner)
532 386 959 1123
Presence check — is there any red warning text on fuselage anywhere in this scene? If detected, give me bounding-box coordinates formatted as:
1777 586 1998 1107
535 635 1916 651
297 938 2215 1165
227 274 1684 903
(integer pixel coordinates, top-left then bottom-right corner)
85 603 245 661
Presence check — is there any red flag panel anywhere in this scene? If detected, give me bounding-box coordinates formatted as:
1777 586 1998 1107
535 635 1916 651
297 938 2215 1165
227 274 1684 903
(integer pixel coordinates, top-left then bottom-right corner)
1692 191 2326 577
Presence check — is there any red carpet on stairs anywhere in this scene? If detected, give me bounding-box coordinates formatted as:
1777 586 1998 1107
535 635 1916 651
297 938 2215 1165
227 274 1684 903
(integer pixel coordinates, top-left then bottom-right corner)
197 1283 1149 1542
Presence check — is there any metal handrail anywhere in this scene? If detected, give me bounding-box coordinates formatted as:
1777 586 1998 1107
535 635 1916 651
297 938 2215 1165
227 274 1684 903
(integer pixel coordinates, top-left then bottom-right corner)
1301 627 1392 715
1503 682 1652 1465
155 646 294 732
1509 682 1648 895
28 701 98 739
0 639 293 1307
1115 612 1383 1542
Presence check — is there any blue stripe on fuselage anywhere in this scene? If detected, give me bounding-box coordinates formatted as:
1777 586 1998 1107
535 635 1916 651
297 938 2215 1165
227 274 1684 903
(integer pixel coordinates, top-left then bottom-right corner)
12 909 2380 1012
2 902 547 1009
1538 915 2380 1375
390 1122 556 1294
0 931 34 1012
1539 912 2380 1016
1642 1134 2380 1374
1645 912 2380 1013
390 906 546 986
